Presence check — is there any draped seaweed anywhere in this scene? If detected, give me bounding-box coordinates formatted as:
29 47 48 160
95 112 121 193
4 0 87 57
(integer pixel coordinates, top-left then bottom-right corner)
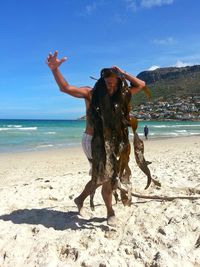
89 76 133 205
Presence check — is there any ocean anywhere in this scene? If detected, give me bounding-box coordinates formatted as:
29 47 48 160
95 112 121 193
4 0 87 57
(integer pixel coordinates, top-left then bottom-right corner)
0 119 200 153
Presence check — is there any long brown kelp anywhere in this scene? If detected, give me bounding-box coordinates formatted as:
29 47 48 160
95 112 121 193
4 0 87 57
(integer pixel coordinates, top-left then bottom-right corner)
88 72 159 210
90 74 133 206
130 117 161 189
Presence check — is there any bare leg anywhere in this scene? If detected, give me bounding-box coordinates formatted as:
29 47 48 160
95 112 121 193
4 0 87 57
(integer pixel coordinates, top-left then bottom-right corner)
90 192 95 211
101 180 116 226
74 180 100 215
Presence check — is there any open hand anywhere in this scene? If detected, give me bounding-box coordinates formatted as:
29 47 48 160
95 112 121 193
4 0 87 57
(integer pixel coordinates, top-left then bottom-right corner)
46 51 67 71
111 65 125 75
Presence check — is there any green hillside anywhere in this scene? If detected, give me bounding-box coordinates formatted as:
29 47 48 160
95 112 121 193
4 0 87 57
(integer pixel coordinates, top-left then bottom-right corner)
132 65 200 106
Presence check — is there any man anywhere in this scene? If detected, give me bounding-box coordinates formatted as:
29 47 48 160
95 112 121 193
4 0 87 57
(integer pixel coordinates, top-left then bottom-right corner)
46 51 146 226
144 125 149 140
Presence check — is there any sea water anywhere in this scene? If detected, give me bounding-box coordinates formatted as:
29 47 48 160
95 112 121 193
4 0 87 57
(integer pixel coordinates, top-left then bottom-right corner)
0 119 199 153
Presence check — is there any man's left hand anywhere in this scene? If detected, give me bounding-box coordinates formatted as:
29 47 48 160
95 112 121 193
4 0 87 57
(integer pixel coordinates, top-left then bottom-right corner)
111 66 125 75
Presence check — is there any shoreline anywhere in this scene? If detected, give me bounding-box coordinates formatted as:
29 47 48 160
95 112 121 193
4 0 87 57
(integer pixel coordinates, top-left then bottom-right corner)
0 133 200 155
0 135 200 187
1 118 200 121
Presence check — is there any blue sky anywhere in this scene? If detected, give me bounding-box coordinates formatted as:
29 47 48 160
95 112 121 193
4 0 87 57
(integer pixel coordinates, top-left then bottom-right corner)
1 0 200 119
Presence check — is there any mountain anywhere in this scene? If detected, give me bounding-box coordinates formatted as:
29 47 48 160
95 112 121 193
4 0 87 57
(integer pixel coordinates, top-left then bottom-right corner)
132 65 200 106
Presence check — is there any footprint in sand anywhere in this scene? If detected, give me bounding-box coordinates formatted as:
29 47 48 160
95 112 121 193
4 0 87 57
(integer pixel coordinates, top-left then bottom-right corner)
59 245 79 262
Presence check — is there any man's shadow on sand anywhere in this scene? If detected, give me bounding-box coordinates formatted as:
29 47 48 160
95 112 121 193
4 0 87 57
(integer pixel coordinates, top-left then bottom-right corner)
0 208 108 231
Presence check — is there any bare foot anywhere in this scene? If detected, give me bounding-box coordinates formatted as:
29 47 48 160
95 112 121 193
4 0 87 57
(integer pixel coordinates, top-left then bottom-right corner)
74 197 84 216
107 215 117 227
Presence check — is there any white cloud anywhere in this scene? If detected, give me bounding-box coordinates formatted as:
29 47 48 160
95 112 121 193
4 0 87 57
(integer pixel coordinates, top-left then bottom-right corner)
141 0 174 8
148 65 160 70
125 0 137 11
85 2 98 15
81 1 105 16
152 37 176 45
147 61 198 71
124 0 174 11
173 60 193 68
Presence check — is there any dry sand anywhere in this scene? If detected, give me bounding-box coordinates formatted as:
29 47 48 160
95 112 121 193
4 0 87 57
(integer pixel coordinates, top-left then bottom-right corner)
0 136 200 267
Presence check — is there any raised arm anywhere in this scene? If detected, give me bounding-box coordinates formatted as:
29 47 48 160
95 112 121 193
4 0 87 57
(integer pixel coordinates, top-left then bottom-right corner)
46 51 91 99
112 66 146 95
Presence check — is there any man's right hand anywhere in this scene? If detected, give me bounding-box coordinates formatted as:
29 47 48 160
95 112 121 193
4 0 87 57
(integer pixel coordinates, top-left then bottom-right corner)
46 51 67 71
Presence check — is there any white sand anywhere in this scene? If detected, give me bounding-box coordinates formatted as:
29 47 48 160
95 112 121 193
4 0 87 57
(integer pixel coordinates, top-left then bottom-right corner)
0 136 200 267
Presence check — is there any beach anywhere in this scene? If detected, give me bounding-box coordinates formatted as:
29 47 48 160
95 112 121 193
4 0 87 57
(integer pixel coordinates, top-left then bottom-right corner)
0 136 200 267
